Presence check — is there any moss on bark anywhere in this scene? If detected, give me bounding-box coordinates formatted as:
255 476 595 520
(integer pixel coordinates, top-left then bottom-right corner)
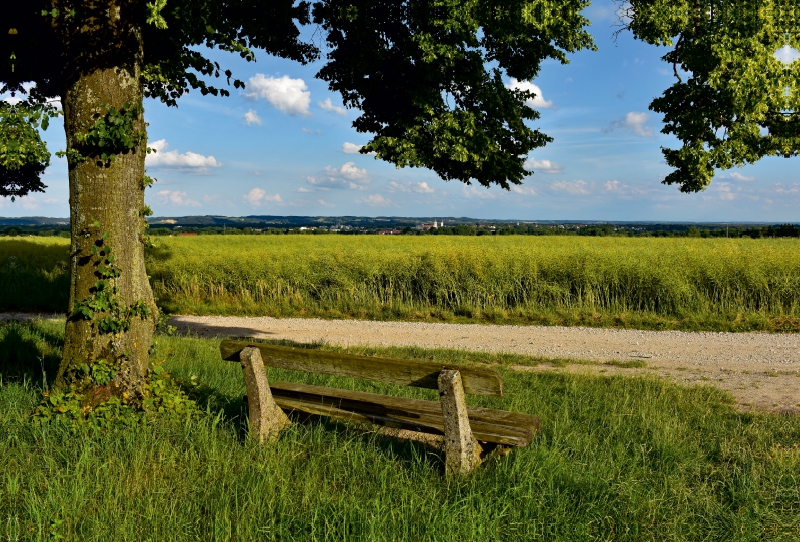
56 13 156 402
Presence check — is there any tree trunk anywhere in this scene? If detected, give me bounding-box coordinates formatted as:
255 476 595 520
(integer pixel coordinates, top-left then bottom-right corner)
55 7 156 405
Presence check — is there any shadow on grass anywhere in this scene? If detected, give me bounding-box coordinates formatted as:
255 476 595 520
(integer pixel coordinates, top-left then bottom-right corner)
0 239 71 312
175 374 448 471
290 412 448 473
0 321 62 383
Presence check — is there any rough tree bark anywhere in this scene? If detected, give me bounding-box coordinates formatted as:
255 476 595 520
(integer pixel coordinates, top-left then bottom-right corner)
54 1 157 404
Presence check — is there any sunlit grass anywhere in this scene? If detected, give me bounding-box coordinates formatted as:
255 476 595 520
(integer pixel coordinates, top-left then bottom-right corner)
4 236 800 331
2 318 799 540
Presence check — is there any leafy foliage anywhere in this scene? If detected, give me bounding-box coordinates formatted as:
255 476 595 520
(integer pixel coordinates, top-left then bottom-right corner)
0 102 54 200
314 0 595 186
32 363 198 428
1 0 598 193
72 103 148 164
620 0 800 191
72 221 151 335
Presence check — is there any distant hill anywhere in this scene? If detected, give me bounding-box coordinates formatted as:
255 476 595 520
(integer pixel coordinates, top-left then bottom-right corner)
145 215 491 228
0 215 779 229
0 217 69 226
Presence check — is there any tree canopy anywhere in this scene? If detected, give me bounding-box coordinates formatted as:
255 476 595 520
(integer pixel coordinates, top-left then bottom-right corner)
620 0 799 191
1 0 596 196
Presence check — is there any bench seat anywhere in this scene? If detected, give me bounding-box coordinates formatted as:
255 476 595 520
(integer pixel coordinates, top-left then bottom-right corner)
222 339 542 474
269 381 540 447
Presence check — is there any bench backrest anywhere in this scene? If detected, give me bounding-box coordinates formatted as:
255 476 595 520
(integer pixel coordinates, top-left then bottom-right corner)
220 340 504 397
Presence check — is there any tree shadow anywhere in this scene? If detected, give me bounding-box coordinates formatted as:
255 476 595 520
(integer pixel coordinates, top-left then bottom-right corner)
0 321 63 385
284 411 449 473
0 239 70 312
177 372 449 471
167 317 280 340
144 242 178 312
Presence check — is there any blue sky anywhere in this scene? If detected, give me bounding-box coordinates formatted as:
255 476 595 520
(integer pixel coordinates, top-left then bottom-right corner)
4 0 798 221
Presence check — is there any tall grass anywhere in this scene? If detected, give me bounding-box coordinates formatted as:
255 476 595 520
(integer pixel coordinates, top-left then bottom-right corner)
4 236 800 330
2 318 799 540
146 236 800 330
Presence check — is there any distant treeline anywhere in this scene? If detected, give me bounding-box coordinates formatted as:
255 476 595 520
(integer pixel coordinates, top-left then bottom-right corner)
3 223 800 239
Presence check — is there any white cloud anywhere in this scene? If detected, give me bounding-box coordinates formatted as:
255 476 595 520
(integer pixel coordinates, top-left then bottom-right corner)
775 45 800 65
302 128 322 135
387 181 435 194
155 190 201 207
551 180 591 195
43 198 62 204
317 199 335 207
330 162 367 180
342 142 376 155
462 185 496 199
603 180 658 199
202 194 222 203
774 183 800 194
342 142 361 154
506 78 553 109
243 109 262 126
584 3 616 22
244 74 311 116
20 195 40 210
306 162 370 189
511 185 537 196
297 187 312 193
357 194 391 206
146 140 221 169
606 112 653 137
243 187 282 206
716 182 736 201
729 172 755 181
523 157 563 174
318 98 347 117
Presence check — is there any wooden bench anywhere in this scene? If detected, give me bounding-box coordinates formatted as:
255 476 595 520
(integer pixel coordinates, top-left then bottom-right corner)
220 339 541 475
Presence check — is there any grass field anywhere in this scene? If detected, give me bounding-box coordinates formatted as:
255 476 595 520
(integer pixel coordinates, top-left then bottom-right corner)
3 317 799 540
4 235 800 332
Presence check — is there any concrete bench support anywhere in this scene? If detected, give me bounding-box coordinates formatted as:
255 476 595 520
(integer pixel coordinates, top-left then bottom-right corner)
438 369 483 475
240 347 291 442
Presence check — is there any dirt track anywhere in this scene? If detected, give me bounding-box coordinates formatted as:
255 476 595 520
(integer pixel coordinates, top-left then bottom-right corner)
169 315 800 414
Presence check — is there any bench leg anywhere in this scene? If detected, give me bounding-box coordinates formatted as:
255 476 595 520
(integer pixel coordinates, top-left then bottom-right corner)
438 369 482 475
240 346 291 443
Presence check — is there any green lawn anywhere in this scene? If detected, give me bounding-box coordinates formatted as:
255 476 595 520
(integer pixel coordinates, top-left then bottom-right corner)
3 318 799 541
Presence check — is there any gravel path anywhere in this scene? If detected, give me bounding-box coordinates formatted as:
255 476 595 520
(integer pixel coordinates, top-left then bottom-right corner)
5 313 797 413
170 315 800 414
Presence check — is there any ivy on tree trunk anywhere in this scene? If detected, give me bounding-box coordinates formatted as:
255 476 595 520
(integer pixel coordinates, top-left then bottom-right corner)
56 9 157 404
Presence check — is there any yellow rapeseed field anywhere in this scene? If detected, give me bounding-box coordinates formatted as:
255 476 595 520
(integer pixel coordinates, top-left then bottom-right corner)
3 235 800 330
145 235 800 330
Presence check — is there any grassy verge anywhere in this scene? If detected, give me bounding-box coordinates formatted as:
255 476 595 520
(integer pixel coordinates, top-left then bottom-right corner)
3 318 799 541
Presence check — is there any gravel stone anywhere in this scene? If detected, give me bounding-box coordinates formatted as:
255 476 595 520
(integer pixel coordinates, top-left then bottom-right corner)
171 315 800 414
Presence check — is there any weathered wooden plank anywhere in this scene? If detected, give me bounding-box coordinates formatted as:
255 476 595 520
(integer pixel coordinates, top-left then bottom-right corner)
220 340 504 397
268 381 540 447
438 370 482 475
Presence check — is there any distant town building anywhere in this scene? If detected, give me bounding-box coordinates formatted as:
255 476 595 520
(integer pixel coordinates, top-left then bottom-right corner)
416 219 443 230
